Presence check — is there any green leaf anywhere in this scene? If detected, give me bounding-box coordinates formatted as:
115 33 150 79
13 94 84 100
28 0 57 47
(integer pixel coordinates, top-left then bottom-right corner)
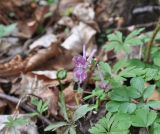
108 87 130 102
131 108 157 127
13 117 28 126
125 28 144 41
151 118 160 134
104 31 123 53
113 59 127 73
106 101 136 113
89 112 131 134
31 98 48 114
130 77 145 94
0 23 16 37
31 98 39 106
147 100 160 109
69 126 76 134
64 127 70 134
106 101 121 112
44 122 68 131
104 42 117 51
126 86 141 99
47 0 56 5
108 31 123 42
73 104 93 121
99 61 112 75
37 100 43 113
4 116 27 128
124 28 144 46
143 85 155 99
119 102 136 113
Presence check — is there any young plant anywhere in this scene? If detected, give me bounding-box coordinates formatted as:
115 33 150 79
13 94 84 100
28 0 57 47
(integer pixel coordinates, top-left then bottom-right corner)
31 98 49 116
45 92 93 133
106 77 158 114
0 23 16 37
104 28 145 56
89 112 131 134
4 116 27 129
84 87 107 109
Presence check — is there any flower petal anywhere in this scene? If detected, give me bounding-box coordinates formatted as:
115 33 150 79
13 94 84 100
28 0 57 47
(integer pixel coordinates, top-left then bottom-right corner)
72 55 87 67
74 67 87 83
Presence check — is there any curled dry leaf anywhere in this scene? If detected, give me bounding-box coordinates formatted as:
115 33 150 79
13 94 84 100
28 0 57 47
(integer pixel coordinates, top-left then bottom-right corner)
26 43 62 72
59 0 83 15
29 34 58 50
0 55 26 77
57 16 74 28
0 38 19 57
31 71 73 86
32 70 57 79
73 2 95 22
61 22 96 53
13 20 38 38
0 114 38 134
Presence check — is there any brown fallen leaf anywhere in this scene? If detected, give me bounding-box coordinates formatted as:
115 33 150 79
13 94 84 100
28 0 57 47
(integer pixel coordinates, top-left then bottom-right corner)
59 0 83 15
73 2 95 23
29 34 58 50
61 22 96 53
0 55 26 77
26 43 62 72
63 84 82 109
19 74 59 116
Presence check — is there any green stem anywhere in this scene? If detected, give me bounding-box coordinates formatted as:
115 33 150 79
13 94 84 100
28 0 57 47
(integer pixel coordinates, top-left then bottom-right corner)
58 79 63 91
144 20 160 63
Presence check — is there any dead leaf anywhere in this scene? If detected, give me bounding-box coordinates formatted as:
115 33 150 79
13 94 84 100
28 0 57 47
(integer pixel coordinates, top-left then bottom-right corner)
32 70 57 79
19 74 59 116
57 16 74 28
61 22 96 53
59 0 83 15
73 3 95 22
63 84 82 109
0 55 26 77
26 43 62 72
29 34 58 50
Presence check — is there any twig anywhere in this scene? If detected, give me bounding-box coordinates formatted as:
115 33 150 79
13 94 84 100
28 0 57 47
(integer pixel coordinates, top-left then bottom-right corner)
116 21 157 31
144 20 160 63
0 93 52 125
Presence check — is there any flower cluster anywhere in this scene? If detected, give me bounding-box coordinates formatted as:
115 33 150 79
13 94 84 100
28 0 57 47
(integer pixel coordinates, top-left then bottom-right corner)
72 45 96 83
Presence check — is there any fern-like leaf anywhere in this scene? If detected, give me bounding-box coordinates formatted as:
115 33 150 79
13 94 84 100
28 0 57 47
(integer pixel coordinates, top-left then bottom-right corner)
89 112 131 134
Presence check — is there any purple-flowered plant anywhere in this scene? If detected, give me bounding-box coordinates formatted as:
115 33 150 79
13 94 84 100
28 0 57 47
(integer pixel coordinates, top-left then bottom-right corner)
72 45 96 83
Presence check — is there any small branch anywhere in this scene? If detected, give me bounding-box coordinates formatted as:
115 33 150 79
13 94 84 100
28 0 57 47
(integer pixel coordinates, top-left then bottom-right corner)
0 93 52 125
144 20 160 63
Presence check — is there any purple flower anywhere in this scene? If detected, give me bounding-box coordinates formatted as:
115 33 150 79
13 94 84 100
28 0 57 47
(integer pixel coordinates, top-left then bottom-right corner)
73 45 96 83
73 67 87 83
